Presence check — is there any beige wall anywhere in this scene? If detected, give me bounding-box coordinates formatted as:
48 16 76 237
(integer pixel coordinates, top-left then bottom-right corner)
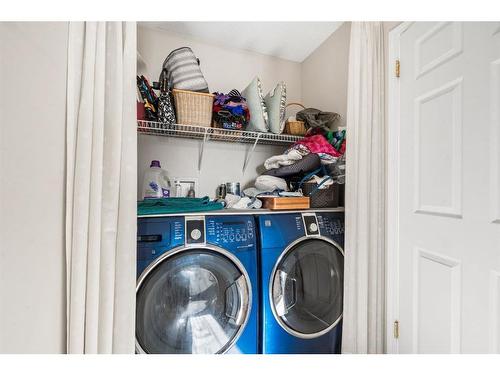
301 22 351 128
138 25 302 102
0 22 68 353
137 26 302 198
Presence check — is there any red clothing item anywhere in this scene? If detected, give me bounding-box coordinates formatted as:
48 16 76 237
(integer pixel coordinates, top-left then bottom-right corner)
295 134 342 157
339 140 346 155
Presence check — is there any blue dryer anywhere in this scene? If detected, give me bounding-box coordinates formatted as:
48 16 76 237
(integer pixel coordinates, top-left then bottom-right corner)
136 214 259 354
257 211 345 354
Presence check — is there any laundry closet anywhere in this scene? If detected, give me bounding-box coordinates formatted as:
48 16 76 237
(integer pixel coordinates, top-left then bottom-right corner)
134 22 350 354
136 22 350 202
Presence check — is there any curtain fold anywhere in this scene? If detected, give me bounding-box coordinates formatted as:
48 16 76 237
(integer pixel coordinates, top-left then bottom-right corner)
342 22 386 354
65 21 137 354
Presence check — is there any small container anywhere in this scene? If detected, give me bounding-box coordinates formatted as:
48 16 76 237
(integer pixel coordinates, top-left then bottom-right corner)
301 181 340 208
260 196 310 210
284 103 307 136
225 182 241 196
141 160 171 200
216 184 227 199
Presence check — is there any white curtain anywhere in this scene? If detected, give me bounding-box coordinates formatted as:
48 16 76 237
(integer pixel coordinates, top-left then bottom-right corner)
65 22 137 354
342 22 386 354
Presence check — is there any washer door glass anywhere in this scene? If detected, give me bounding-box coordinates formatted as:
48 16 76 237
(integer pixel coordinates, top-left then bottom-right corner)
271 239 344 336
136 248 250 354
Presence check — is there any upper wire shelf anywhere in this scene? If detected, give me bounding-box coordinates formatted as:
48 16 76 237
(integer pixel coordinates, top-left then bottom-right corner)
137 120 302 146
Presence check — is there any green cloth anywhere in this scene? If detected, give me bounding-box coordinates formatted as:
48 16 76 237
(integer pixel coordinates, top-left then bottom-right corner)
138 196 224 216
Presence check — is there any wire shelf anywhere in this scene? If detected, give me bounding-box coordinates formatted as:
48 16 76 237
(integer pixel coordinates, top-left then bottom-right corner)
137 120 302 146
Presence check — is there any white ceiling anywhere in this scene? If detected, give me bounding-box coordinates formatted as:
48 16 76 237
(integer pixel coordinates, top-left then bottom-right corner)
140 22 343 62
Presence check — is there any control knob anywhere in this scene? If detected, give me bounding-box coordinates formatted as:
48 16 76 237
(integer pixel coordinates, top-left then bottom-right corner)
190 229 202 240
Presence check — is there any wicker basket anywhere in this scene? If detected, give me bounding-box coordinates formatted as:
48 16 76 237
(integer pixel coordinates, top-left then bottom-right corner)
284 102 307 136
172 89 214 127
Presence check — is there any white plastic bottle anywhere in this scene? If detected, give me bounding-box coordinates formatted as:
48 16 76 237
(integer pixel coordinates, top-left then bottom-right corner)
142 160 171 199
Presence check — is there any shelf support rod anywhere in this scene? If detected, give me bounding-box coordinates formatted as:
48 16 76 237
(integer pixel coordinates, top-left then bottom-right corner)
198 128 209 172
242 133 261 174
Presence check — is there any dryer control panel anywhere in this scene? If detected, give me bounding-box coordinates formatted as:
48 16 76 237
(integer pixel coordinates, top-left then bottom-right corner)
317 213 345 247
302 213 320 236
206 215 255 249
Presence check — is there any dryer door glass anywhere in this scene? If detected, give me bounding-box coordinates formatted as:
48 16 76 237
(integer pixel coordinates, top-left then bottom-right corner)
136 249 250 354
271 239 344 336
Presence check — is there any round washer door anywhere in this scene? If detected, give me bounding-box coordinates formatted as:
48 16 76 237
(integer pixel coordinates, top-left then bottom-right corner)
136 247 251 354
270 238 344 338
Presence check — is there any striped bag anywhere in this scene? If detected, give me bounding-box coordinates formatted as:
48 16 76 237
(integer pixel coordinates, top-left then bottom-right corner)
159 47 209 93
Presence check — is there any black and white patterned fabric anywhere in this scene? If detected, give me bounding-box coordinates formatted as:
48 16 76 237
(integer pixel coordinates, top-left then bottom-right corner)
158 91 176 126
228 89 242 97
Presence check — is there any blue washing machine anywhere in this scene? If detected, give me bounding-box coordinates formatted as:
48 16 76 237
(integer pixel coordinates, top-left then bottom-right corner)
257 210 345 354
136 214 259 354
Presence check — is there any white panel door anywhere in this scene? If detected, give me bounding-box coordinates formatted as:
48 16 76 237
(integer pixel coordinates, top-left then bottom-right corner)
394 22 500 353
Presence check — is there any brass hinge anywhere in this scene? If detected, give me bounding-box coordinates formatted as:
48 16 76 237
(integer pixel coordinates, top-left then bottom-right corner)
394 320 400 339
395 59 400 78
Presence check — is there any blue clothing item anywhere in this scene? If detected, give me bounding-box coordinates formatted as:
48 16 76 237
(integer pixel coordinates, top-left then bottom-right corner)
225 104 244 116
138 196 224 215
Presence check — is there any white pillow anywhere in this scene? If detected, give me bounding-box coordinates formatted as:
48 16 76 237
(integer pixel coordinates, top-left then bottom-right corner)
265 82 287 134
241 77 269 132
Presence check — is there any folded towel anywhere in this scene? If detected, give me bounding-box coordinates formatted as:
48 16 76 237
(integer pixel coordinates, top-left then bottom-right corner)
254 175 289 192
138 196 224 215
264 148 303 170
224 194 262 209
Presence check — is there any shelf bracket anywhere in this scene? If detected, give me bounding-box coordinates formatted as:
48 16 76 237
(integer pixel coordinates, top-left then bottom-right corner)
198 128 209 172
242 133 261 174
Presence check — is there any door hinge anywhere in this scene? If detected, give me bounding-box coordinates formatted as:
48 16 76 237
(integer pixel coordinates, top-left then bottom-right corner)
393 320 400 339
395 59 400 78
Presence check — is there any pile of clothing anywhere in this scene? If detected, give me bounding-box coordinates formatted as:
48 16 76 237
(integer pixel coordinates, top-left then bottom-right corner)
212 89 250 130
244 129 347 200
296 108 341 133
265 131 345 169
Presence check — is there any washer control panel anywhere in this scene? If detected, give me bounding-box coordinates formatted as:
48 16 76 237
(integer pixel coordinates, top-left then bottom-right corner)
206 216 255 248
185 216 205 245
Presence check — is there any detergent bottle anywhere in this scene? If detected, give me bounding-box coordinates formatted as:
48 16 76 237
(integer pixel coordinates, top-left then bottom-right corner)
142 160 171 199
